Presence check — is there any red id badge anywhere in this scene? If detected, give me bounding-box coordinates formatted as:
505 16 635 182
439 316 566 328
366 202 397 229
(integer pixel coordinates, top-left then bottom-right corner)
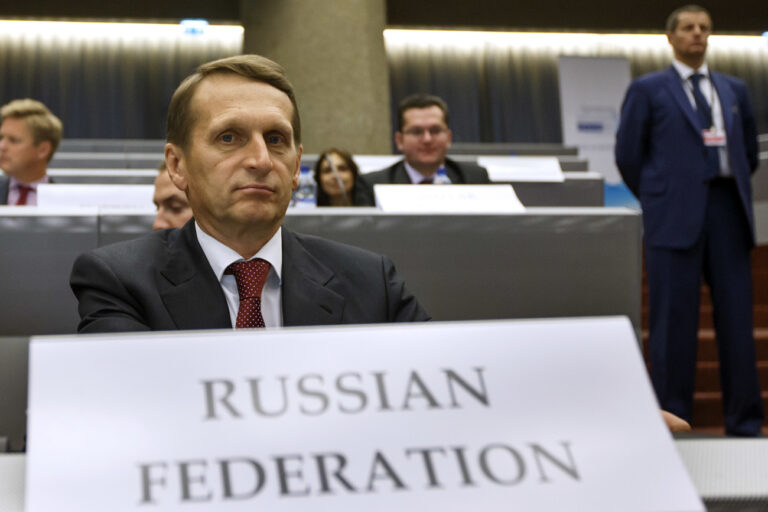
702 129 726 147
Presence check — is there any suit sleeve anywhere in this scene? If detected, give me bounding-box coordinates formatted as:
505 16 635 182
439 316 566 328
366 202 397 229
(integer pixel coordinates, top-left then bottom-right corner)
615 81 652 197
735 80 759 172
381 256 431 322
70 251 151 333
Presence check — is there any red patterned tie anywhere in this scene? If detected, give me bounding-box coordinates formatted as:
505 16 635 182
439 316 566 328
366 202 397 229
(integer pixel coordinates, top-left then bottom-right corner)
224 259 271 328
16 185 33 205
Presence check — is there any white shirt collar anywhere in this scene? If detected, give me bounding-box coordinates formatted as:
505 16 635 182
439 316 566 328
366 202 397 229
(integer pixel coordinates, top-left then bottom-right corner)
403 160 446 184
9 174 49 189
194 222 283 283
672 59 709 81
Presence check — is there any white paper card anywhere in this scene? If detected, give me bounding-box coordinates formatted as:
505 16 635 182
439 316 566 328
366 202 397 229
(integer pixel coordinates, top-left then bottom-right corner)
354 155 403 174
374 184 525 213
478 156 565 182
26 318 702 511
37 184 154 209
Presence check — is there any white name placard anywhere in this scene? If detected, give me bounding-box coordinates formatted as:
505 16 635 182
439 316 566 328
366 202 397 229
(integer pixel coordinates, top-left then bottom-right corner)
354 155 403 174
37 183 154 209
26 318 703 511
479 156 565 183
374 184 525 213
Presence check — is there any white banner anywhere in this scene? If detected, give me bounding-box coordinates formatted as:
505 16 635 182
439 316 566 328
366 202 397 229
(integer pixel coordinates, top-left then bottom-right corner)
26 318 702 511
558 56 632 185
374 184 525 213
479 156 564 183
354 155 403 174
37 183 154 209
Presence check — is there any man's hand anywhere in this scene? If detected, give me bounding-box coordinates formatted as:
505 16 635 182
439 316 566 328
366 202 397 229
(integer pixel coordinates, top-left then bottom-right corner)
662 410 692 432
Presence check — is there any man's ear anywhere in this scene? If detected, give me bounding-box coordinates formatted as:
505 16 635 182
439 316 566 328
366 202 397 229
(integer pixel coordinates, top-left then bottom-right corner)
36 140 52 161
292 144 303 190
394 132 404 153
165 143 188 192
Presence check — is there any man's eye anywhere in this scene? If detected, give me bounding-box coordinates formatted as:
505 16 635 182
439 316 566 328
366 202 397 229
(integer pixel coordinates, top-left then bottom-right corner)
220 134 235 143
266 134 285 145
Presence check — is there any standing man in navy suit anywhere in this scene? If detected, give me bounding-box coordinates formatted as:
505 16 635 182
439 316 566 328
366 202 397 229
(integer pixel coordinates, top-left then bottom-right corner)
616 5 762 435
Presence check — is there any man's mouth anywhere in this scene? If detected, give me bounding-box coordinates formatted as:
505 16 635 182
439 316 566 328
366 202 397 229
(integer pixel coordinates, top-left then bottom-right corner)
237 183 274 194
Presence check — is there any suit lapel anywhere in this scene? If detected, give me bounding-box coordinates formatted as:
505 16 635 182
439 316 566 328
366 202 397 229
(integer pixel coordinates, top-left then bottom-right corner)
710 72 737 136
0 175 9 205
390 161 412 184
663 66 701 134
158 222 232 330
444 158 465 183
280 229 345 326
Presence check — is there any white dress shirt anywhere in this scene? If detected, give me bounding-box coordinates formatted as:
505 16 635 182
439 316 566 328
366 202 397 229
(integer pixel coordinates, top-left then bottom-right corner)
7 175 49 205
195 223 283 328
404 160 450 184
671 60 730 176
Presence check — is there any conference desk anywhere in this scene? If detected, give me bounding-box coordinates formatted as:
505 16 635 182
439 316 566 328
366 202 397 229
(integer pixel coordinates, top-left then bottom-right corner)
4 440 768 510
46 170 605 207
0 207 641 336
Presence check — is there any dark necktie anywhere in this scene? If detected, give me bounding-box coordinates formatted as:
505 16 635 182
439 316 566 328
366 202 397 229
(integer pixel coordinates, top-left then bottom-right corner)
225 259 270 328
16 185 33 205
419 177 433 184
689 73 713 128
689 73 720 178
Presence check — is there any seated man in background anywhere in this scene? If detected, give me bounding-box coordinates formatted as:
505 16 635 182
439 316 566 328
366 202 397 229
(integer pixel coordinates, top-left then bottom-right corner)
152 161 193 229
0 99 62 205
71 54 428 333
361 93 490 186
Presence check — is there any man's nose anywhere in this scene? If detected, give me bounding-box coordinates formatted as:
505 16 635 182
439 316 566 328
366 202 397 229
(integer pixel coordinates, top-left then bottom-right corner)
244 137 273 170
152 211 170 231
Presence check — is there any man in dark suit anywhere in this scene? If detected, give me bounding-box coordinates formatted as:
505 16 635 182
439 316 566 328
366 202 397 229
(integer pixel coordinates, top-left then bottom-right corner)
615 5 762 435
361 94 490 186
0 99 62 205
71 55 428 333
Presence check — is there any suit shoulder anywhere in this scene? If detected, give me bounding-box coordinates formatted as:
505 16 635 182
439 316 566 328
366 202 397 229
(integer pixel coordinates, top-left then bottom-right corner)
627 70 669 92
83 229 176 267
360 161 402 185
446 158 491 183
360 168 390 184
292 231 383 263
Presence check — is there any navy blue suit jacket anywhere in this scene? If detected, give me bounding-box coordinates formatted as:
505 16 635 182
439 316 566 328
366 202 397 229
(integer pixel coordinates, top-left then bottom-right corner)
615 66 758 249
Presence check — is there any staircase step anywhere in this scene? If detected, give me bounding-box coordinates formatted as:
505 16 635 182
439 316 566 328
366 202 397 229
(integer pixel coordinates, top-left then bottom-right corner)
697 328 768 361
640 245 768 430
692 391 768 428
695 361 768 392
640 329 768 361
641 304 768 329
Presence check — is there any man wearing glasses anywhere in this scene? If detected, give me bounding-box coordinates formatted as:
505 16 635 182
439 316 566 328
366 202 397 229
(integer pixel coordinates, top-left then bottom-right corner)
362 94 490 186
